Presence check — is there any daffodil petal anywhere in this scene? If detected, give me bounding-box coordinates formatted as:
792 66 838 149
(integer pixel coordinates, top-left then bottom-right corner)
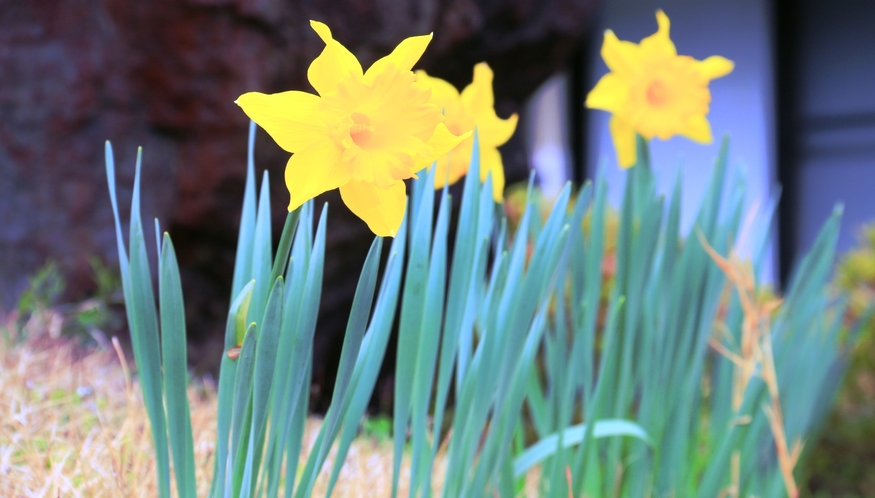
432 155 452 190
601 30 642 75
478 112 517 148
415 70 461 110
461 63 496 118
610 116 638 168
308 21 363 96
655 10 671 37
640 10 677 57
366 34 433 80
468 111 510 147
236 91 326 153
680 114 713 144
479 146 506 202
432 137 473 190
585 73 629 114
457 63 517 147
698 55 734 80
416 122 470 170
284 138 350 211
585 9 729 166
340 180 407 237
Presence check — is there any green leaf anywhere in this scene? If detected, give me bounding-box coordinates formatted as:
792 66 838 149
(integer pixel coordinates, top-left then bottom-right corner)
229 323 257 497
105 143 171 498
235 282 255 347
249 171 273 325
270 210 301 286
210 280 255 498
159 234 196 498
325 222 407 498
241 276 284 496
296 237 383 498
230 121 259 301
410 179 450 496
513 420 652 478
392 162 436 498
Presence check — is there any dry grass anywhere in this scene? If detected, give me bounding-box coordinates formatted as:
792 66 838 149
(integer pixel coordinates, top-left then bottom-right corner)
1 320 216 497
0 315 538 497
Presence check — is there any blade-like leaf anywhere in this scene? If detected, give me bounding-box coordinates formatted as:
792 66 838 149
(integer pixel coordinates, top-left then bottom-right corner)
159 234 196 498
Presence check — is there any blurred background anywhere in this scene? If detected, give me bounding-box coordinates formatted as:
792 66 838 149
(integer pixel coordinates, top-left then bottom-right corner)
2 0 875 490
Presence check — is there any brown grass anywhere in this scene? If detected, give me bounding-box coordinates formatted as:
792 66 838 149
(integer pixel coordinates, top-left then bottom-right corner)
699 234 801 498
0 315 540 497
1 320 215 497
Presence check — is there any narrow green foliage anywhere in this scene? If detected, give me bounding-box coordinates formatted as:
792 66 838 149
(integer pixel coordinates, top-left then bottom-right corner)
513 420 653 479
159 235 197 497
229 323 257 497
241 277 285 496
230 121 259 301
294 231 384 498
105 143 171 498
211 280 254 498
392 163 437 498
107 117 850 498
325 230 407 497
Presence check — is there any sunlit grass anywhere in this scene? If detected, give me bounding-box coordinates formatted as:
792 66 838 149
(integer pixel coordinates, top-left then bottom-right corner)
0 323 215 497
0 321 543 496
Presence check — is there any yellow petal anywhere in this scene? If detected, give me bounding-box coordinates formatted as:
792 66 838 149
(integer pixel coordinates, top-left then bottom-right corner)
640 9 677 57
340 180 407 237
460 63 517 147
416 70 461 110
601 30 642 75
236 91 326 153
284 138 350 211
366 34 433 81
308 21 363 96
679 114 713 144
655 10 671 37
585 73 629 113
432 137 472 190
610 116 637 168
479 146 506 202
416 122 470 170
432 155 452 190
461 63 495 118
698 55 734 80
481 112 517 149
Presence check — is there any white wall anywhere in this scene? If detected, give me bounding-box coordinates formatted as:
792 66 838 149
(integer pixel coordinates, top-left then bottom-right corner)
527 75 573 199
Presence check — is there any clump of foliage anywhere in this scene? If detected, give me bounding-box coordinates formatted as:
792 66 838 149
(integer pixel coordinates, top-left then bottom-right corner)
101 11 858 497
803 224 875 496
106 129 855 497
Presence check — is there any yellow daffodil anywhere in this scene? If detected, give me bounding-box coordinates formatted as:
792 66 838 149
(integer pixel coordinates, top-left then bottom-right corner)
586 10 734 168
416 63 518 202
236 21 467 237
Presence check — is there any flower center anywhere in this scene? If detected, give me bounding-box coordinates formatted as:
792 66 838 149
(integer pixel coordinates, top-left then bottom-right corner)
646 80 669 106
349 112 376 149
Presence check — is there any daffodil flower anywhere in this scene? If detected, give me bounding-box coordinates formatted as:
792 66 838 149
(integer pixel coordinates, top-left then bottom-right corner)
236 21 467 236
586 10 734 168
416 63 518 202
